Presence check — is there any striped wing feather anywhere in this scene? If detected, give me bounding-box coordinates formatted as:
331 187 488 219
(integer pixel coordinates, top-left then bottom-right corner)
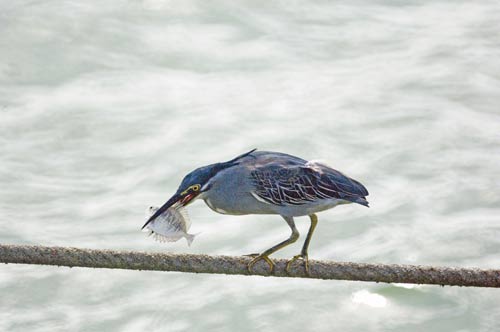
250 163 368 206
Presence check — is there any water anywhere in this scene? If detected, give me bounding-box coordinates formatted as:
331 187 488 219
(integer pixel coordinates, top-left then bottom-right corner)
1 0 500 331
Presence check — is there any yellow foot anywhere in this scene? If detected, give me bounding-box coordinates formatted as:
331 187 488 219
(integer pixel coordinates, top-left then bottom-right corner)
286 254 310 275
247 254 275 274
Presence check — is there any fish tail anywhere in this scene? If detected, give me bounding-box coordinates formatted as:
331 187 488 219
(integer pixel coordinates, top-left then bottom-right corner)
186 233 196 247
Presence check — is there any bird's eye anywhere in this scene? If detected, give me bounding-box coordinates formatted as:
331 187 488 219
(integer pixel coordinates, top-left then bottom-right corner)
181 184 201 196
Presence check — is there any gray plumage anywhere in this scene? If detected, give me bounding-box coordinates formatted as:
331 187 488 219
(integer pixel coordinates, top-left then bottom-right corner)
144 149 369 274
198 151 368 216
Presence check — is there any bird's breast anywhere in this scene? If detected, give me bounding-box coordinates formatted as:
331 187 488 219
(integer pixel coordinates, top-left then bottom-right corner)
204 198 231 215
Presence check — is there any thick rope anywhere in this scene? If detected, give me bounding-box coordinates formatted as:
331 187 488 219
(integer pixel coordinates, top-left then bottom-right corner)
1 244 499 288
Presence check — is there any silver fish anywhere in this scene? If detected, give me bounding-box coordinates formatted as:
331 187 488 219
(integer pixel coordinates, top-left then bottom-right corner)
144 205 196 246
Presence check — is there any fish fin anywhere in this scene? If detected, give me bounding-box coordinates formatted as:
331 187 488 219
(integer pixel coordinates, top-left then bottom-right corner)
152 233 181 243
178 207 191 230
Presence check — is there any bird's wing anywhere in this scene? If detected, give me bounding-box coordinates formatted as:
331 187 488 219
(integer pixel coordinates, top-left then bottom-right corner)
249 161 368 206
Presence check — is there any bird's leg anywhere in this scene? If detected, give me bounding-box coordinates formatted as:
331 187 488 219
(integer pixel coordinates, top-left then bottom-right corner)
300 213 318 260
247 216 299 274
286 214 318 275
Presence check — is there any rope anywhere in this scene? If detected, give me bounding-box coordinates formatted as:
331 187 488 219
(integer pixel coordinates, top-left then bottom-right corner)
1 244 499 288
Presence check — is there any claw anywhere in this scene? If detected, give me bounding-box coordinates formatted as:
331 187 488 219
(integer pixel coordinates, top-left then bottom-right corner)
243 253 260 258
286 254 310 275
247 254 275 273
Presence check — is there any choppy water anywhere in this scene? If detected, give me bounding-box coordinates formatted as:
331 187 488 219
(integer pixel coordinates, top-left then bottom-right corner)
1 1 500 331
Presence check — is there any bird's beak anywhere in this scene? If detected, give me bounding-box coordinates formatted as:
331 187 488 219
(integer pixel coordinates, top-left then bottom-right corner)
141 193 180 229
179 192 197 206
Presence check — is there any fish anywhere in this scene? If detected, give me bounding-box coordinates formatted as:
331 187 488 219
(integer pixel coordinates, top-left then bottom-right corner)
144 205 196 246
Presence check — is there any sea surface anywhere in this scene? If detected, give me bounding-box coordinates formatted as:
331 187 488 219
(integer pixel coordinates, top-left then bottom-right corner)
1 1 500 331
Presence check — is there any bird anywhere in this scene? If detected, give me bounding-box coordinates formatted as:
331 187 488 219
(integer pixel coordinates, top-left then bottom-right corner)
142 149 369 275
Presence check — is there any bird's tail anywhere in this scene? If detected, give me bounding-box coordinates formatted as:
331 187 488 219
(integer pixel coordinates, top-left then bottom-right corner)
355 197 370 207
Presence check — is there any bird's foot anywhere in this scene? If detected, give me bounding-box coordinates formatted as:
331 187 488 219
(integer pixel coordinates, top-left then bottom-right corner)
247 254 275 274
286 254 310 275
243 253 260 258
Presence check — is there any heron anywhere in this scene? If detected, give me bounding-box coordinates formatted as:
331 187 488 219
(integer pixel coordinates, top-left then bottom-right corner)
142 149 369 274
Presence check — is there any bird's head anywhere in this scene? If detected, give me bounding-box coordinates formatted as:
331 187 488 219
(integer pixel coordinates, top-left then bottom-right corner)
141 148 256 229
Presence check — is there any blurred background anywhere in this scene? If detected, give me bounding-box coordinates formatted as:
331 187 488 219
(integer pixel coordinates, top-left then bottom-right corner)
1 0 500 331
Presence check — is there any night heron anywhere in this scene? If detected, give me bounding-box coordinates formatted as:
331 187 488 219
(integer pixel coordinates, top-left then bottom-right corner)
142 149 369 274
